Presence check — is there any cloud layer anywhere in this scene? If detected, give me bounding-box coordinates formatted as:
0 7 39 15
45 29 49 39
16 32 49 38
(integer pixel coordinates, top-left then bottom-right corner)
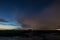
17 0 60 30
0 19 8 22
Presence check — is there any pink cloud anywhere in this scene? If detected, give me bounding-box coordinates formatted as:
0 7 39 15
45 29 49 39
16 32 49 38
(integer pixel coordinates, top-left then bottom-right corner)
16 0 60 30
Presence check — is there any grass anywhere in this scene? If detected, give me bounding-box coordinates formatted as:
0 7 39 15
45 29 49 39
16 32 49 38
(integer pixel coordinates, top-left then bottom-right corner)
0 30 59 37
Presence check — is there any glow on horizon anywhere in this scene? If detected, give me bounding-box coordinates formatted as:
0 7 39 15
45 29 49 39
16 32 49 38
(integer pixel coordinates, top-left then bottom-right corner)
0 24 21 30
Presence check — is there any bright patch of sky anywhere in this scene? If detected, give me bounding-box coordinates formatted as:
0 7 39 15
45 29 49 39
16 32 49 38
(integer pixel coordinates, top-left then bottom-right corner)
0 22 21 29
0 24 16 29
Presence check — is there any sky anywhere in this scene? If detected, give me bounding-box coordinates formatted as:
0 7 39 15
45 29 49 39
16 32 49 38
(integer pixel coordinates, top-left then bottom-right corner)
16 0 60 30
0 0 23 29
0 0 60 30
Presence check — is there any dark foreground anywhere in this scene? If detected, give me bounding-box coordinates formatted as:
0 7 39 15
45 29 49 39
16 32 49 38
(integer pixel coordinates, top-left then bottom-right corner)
0 30 60 40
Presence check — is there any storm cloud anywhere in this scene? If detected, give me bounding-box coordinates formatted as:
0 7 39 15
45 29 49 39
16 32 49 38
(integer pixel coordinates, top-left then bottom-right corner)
0 19 8 22
16 0 60 30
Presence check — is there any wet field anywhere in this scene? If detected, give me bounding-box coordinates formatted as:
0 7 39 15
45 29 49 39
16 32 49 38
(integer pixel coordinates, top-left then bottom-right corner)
0 36 32 40
0 30 60 40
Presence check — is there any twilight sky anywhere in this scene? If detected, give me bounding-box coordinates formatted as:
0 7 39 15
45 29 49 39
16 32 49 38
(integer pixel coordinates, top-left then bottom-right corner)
0 0 60 30
17 0 60 30
0 0 24 29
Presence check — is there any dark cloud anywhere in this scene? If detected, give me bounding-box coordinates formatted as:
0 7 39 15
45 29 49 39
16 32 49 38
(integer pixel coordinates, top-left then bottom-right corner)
16 0 60 30
0 19 8 22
